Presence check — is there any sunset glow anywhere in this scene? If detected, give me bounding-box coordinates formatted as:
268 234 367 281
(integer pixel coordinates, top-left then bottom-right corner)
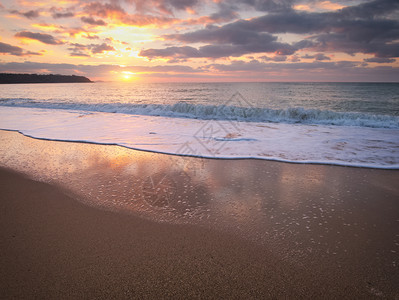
0 0 398 82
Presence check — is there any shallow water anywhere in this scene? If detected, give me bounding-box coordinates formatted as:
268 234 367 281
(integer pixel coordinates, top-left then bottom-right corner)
1 82 398 168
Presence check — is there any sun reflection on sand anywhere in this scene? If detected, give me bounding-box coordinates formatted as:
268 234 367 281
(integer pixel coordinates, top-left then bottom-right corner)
1 130 398 277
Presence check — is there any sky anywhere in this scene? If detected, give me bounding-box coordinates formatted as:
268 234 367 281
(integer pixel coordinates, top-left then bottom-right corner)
0 0 398 82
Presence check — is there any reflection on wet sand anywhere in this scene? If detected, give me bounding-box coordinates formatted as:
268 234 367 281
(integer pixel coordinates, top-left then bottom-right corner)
1 130 399 294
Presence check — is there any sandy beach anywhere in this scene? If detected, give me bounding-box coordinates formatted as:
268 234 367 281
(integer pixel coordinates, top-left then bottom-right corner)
0 130 398 299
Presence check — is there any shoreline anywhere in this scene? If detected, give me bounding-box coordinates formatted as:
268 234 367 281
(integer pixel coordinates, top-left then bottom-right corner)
0 130 398 298
1 128 398 170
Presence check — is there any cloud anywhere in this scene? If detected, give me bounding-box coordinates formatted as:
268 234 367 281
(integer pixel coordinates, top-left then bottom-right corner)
126 0 199 15
84 34 100 40
67 43 116 56
84 2 177 26
302 53 331 60
254 1 399 58
338 0 399 18
31 23 100 39
140 20 311 60
231 0 295 12
105 37 128 45
183 7 239 25
50 6 75 19
70 52 91 57
15 31 64 45
66 27 99 38
294 1 345 12
260 55 287 61
140 40 303 60
9 9 40 19
0 42 25 56
314 53 331 61
67 43 88 56
146 0 399 60
203 59 399 81
364 57 396 63
0 42 41 56
52 12 75 18
81 16 107 26
205 59 360 73
91 43 115 54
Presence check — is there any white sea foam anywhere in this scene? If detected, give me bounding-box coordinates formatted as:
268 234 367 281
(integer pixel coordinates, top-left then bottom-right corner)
0 99 398 129
0 106 398 169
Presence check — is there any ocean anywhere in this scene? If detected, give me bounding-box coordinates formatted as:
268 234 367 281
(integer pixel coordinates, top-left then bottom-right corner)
0 82 398 169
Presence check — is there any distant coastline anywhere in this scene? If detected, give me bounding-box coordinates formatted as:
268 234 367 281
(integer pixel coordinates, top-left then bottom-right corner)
0 73 92 84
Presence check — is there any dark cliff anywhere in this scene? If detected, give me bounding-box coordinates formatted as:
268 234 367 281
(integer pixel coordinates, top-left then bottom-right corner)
0 73 92 84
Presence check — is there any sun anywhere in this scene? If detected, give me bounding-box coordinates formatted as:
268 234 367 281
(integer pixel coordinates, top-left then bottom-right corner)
121 71 138 81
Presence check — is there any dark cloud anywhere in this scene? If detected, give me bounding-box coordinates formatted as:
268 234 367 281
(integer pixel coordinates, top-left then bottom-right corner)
105 37 128 44
84 2 125 18
207 2 239 22
183 2 239 25
84 34 100 40
68 43 88 51
260 55 287 61
311 30 399 58
318 53 331 60
364 57 396 63
140 46 201 60
302 53 331 61
234 0 398 14
139 39 299 60
91 43 115 54
0 42 24 56
338 0 399 18
253 1 399 58
68 43 116 56
146 0 399 59
288 55 300 62
50 6 75 19
53 12 75 18
140 19 312 60
9 9 40 19
164 22 278 45
0 42 41 56
204 59 399 81
81 16 107 26
15 31 64 45
126 0 199 15
232 0 295 13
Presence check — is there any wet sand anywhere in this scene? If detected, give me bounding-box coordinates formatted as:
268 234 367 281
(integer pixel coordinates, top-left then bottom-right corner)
0 130 398 298
0 167 346 299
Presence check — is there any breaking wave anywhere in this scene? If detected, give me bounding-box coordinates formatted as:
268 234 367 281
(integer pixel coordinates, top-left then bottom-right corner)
1 98 398 129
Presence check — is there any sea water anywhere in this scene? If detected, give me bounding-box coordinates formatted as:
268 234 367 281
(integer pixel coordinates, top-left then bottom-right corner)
0 82 398 168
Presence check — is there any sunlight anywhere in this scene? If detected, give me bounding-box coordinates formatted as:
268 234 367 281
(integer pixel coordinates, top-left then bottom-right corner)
121 71 138 81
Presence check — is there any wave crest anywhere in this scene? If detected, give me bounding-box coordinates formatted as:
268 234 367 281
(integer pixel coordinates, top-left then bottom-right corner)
1 99 398 128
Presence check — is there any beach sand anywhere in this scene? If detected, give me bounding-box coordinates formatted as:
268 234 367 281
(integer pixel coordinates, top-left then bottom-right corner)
0 130 398 299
